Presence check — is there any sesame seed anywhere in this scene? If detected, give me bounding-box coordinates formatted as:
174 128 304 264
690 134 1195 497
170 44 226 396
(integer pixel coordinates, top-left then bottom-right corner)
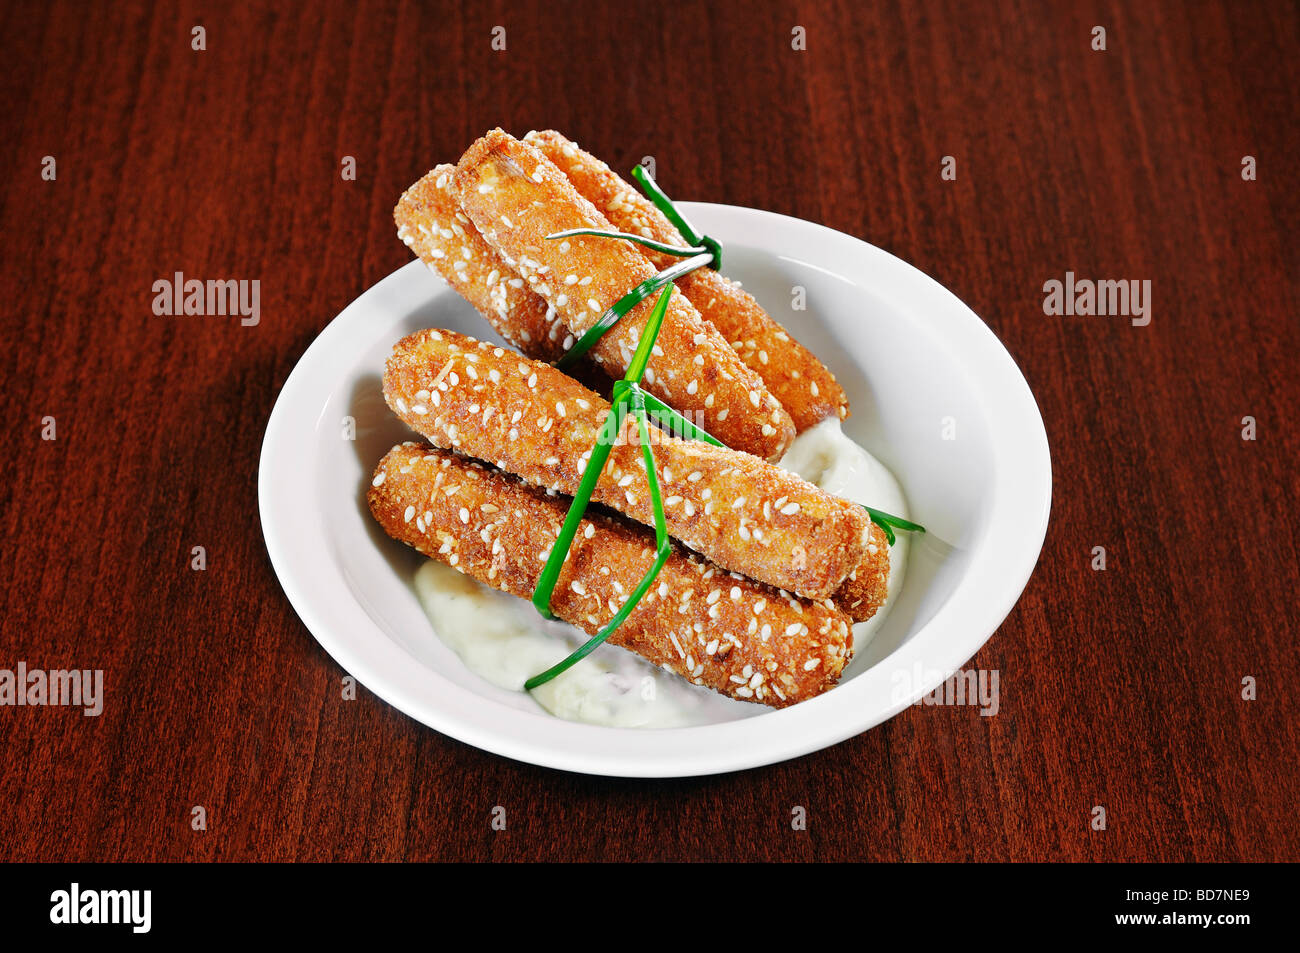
785 623 802 636
730 586 742 600
403 506 415 523
372 472 386 487
781 502 801 515
588 299 601 312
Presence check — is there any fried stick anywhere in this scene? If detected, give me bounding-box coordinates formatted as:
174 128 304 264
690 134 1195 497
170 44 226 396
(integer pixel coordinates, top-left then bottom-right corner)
368 443 853 707
525 129 850 431
451 129 795 461
384 328 876 603
395 163 568 362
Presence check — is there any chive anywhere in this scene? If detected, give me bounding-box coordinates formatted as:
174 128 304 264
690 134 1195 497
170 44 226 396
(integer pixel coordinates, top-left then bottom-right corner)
525 285 676 691
554 251 713 370
526 169 729 690
862 506 926 546
630 165 722 270
529 389 625 621
640 391 724 447
546 227 705 260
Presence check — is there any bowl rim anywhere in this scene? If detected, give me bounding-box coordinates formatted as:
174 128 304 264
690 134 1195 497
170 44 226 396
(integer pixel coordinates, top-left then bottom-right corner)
258 202 1052 778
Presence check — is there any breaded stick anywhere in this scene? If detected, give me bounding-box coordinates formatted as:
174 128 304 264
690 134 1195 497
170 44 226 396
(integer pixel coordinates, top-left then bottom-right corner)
395 164 568 362
368 443 854 707
834 523 892 621
525 129 850 431
384 328 874 602
451 129 795 462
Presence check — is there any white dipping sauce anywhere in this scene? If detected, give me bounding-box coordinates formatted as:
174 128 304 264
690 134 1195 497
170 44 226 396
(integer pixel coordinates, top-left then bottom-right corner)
414 419 910 727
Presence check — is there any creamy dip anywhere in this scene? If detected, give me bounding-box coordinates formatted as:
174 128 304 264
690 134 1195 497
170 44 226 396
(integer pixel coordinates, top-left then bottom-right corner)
414 419 910 726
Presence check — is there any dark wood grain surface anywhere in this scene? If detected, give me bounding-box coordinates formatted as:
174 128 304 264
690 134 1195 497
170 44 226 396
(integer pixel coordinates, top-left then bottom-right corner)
2 0 1296 862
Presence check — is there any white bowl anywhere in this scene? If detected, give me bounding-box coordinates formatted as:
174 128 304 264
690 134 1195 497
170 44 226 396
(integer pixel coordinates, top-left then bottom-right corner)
259 203 1051 777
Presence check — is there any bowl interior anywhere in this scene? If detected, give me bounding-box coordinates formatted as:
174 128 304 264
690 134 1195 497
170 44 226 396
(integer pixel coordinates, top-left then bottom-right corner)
311 213 999 723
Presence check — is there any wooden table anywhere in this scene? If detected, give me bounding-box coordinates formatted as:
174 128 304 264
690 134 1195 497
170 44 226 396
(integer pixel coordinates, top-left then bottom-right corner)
2 0 1295 862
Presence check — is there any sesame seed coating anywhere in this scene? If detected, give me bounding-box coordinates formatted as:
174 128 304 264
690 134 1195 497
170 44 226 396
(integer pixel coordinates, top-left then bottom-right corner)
450 129 795 461
367 443 853 707
395 164 568 362
831 521 892 622
384 328 876 601
526 129 850 431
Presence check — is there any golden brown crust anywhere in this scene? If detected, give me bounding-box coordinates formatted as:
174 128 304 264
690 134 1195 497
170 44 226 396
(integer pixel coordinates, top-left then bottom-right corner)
450 129 796 461
525 129 850 431
383 328 873 601
832 522 892 621
367 443 854 707
394 164 569 362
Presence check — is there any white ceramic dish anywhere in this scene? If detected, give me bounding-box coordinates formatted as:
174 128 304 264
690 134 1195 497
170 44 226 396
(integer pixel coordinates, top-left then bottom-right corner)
259 203 1051 777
